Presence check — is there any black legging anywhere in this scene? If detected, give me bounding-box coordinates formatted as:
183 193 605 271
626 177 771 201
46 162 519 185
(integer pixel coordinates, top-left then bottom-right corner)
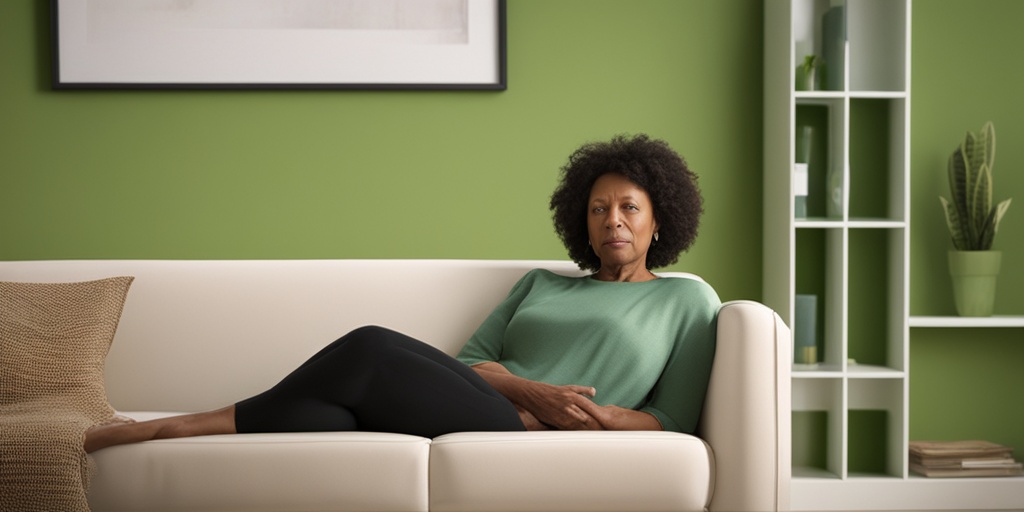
234 326 525 438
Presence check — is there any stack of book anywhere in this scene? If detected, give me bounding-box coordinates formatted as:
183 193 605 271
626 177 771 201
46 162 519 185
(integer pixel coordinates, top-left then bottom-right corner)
910 440 1023 478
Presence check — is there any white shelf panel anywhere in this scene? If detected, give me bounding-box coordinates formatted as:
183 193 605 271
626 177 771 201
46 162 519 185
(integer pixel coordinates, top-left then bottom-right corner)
848 90 909 99
770 0 915 507
795 218 907 229
795 218 844 228
793 466 841 479
794 91 908 100
795 91 846 100
791 364 906 378
792 475 1024 511
847 219 907 229
792 364 843 377
847 364 905 378
909 316 1024 328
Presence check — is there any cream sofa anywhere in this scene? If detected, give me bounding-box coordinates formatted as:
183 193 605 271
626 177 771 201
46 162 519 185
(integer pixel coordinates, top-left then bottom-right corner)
0 259 790 512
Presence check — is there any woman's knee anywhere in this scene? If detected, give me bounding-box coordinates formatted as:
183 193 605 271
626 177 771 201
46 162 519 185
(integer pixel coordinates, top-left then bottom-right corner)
341 325 399 352
324 325 406 368
346 325 395 341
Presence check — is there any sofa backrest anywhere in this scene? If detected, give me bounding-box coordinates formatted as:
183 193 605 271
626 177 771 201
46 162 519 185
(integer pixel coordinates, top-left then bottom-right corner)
2 260 596 412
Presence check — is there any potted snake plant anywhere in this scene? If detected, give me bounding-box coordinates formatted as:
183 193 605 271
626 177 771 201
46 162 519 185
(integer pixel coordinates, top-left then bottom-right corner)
939 121 1012 316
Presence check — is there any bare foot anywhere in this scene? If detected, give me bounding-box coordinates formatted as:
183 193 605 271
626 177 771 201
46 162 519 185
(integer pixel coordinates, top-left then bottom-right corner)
84 407 237 453
84 421 135 453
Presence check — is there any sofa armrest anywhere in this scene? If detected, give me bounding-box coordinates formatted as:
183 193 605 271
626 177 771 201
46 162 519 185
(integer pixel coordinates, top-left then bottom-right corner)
698 300 791 512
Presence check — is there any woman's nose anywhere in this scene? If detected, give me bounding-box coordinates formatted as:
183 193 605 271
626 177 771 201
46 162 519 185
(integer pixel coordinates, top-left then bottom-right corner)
606 210 622 228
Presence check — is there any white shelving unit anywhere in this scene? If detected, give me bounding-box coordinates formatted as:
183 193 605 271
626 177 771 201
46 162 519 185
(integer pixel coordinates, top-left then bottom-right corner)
766 1 1024 510
764 0 912 509
909 315 1024 328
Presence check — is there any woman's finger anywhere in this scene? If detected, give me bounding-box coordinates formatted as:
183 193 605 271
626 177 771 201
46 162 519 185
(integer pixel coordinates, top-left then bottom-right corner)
568 404 590 422
567 385 596 397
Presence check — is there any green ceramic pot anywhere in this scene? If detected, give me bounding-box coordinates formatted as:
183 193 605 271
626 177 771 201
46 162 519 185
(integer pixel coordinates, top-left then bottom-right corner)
948 250 1002 317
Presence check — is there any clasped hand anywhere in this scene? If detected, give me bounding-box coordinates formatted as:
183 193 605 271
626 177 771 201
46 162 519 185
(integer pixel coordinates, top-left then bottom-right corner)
470 362 659 431
516 380 601 430
515 382 644 431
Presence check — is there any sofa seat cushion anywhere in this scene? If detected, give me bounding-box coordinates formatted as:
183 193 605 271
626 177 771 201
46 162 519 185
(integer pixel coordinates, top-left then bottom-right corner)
88 413 431 512
428 431 713 512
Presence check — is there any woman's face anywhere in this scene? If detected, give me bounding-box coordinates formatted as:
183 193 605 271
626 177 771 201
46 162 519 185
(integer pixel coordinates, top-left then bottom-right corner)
586 173 659 272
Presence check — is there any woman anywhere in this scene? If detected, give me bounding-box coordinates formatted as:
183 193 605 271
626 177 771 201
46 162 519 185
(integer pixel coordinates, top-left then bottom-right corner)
85 134 718 453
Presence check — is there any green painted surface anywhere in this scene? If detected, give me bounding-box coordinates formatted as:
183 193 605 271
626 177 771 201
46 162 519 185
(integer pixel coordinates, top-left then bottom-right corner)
909 0 1024 455
0 0 765 303
1 0 1021 461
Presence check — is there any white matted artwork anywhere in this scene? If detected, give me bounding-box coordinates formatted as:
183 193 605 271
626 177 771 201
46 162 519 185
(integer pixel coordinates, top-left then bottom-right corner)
51 0 506 89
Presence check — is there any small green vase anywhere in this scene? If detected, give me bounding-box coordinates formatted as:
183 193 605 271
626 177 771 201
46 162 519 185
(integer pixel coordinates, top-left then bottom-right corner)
795 65 817 91
948 250 1002 317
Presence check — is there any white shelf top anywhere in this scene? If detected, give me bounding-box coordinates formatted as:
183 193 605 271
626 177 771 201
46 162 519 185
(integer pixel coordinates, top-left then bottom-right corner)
846 219 907 229
848 90 909 99
794 218 906 229
792 364 843 377
793 466 841 479
847 364 905 378
909 316 1024 328
794 90 844 97
792 364 904 378
794 90 908 100
794 219 843 228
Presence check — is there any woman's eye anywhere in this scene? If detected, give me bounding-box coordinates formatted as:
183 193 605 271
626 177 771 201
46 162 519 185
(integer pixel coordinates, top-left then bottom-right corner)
593 207 606 213
625 204 639 210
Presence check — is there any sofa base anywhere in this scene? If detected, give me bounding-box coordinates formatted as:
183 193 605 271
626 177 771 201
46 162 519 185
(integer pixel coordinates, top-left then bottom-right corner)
89 414 430 512
430 431 713 512
88 416 713 512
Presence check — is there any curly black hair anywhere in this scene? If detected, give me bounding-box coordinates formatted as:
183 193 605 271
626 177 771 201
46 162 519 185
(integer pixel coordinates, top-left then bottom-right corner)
549 134 703 271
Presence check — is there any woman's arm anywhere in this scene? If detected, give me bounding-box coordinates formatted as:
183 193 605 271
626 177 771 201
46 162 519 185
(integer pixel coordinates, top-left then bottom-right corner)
575 401 663 431
471 362 601 430
471 362 662 431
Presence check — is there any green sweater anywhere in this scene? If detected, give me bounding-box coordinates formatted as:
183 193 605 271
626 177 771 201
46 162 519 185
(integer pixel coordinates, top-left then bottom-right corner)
457 269 720 433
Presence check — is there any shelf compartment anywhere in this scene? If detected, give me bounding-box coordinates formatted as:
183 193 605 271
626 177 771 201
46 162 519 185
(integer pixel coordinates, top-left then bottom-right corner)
793 411 831 475
847 0 908 92
793 378 845 478
795 102 842 220
792 0 909 94
848 98 907 221
848 409 890 475
790 0 842 92
849 378 906 478
795 228 845 366
847 228 907 371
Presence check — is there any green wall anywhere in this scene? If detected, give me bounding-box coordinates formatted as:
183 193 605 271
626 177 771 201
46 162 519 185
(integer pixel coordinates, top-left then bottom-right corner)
1 0 1021 455
909 0 1024 455
0 0 764 302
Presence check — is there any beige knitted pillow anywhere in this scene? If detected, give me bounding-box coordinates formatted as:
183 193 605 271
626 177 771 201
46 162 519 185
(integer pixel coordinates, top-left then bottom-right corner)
0 276 134 511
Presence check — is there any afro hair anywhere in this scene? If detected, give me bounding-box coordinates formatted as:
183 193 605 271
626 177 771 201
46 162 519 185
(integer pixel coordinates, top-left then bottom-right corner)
549 134 703 271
